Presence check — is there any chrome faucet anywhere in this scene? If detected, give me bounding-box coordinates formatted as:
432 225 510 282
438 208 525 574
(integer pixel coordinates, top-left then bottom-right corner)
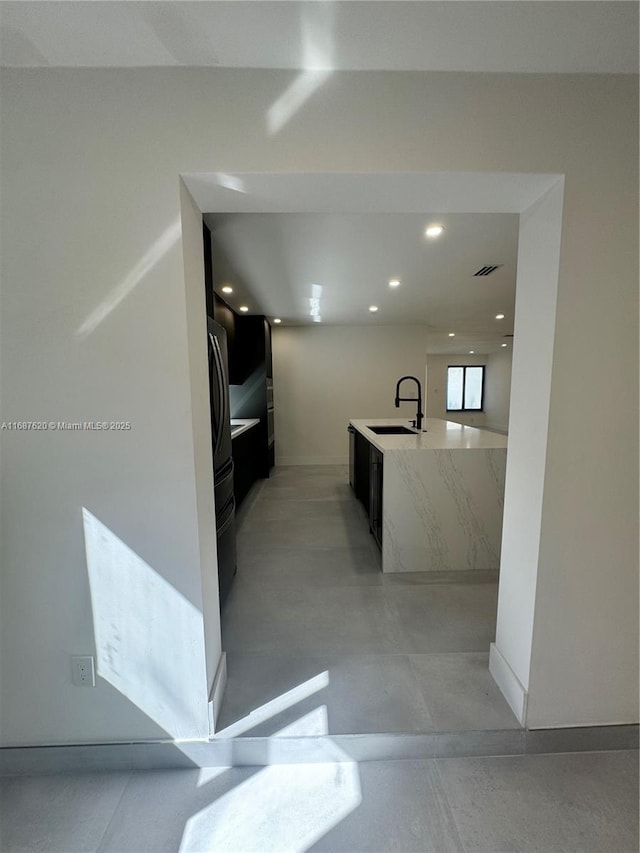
395 375 424 431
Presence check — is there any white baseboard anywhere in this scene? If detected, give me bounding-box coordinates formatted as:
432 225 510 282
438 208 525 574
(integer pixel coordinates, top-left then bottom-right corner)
275 456 349 466
489 643 528 726
208 652 227 736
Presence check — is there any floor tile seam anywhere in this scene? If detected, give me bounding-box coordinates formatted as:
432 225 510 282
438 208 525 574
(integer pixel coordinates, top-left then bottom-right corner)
407 651 491 659
523 744 640 758
229 581 385 590
225 651 434 662
403 655 514 733
224 650 431 661
236 546 375 555
230 582 386 592
223 645 495 657
380 579 500 587
398 654 435 726
422 758 471 853
236 541 373 549
252 495 358 503
93 770 134 853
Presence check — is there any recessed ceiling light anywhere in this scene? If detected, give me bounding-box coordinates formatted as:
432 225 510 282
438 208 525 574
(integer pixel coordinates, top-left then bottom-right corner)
221 285 233 294
448 332 455 337
273 318 281 324
501 343 508 347
495 313 505 320
239 306 249 313
369 305 379 313
389 279 401 288
425 224 445 238
469 350 475 354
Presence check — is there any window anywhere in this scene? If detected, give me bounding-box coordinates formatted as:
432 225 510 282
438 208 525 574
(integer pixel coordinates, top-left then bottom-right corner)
447 365 485 411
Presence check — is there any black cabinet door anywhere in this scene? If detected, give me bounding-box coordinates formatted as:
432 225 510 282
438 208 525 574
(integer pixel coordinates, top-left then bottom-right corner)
233 315 265 385
369 445 383 550
348 426 356 489
232 427 261 508
354 431 371 508
264 318 273 378
213 294 240 384
203 223 215 319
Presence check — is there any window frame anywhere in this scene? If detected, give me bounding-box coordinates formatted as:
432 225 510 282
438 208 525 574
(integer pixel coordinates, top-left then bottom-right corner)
446 364 486 412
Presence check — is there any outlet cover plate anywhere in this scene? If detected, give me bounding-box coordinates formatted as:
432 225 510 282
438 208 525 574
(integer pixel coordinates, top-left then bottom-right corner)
71 655 96 687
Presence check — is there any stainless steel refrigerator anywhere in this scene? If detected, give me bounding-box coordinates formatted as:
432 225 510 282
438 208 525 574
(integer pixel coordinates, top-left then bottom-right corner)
207 317 236 609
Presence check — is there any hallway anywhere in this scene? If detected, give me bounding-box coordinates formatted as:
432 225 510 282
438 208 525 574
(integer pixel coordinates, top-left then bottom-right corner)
218 465 520 738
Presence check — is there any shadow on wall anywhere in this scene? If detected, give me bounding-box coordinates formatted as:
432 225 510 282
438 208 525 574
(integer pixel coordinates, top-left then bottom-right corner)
82 509 362 849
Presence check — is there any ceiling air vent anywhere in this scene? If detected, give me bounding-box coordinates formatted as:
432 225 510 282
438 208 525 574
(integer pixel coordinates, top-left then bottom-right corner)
474 264 502 276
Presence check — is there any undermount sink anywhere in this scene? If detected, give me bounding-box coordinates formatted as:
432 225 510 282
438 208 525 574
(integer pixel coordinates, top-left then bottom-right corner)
367 425 417 435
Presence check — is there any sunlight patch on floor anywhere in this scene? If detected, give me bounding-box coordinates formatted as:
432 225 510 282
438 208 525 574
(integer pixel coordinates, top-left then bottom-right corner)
214 671 330 738
180 760 361 853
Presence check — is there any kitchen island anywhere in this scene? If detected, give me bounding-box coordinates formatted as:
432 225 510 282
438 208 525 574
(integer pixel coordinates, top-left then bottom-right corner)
350 418 507 574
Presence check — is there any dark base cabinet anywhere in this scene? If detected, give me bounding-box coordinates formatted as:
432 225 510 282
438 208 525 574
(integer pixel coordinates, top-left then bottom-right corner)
369 445 383 550
354 430 371 508
232 427 261 508
349 426 383 551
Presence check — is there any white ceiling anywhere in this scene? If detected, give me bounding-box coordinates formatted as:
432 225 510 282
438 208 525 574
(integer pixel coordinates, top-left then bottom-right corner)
3 3 627 354
193 171 558 353
204 212 519 354
1 1 637 73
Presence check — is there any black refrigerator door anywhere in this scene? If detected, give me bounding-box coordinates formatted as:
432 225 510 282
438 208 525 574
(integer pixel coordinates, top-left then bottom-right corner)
213 457 234 528
207 316 237 610
216 494 237 609
207 317 232 473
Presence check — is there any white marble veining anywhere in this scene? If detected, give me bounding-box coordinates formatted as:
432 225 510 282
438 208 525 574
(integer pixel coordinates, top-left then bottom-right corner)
350 419 507 574
230 418 260 439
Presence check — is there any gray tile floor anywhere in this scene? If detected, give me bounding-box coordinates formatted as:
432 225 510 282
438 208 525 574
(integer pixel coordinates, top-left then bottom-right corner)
220 465 519 737
2 750 637 852
3 467 638 852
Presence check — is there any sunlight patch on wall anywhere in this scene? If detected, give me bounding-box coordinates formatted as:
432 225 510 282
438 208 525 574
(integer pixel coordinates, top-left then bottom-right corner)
268 69 333 136
267 3 334 135
76 217 181 340
83 508 209 740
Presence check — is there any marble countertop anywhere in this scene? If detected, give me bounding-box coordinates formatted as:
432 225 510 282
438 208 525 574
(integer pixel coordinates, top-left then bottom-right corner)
230 418 260 439
350 418 508 452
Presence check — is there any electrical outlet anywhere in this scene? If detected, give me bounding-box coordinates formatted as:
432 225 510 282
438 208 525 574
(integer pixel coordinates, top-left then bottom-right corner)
71 655 96 687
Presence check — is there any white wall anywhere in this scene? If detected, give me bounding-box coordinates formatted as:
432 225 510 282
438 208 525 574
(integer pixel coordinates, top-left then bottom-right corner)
0 73 213 743
491 183 565 721
484 349 513 433
0 68 637 742
273 325 430 464
179 181 222 696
